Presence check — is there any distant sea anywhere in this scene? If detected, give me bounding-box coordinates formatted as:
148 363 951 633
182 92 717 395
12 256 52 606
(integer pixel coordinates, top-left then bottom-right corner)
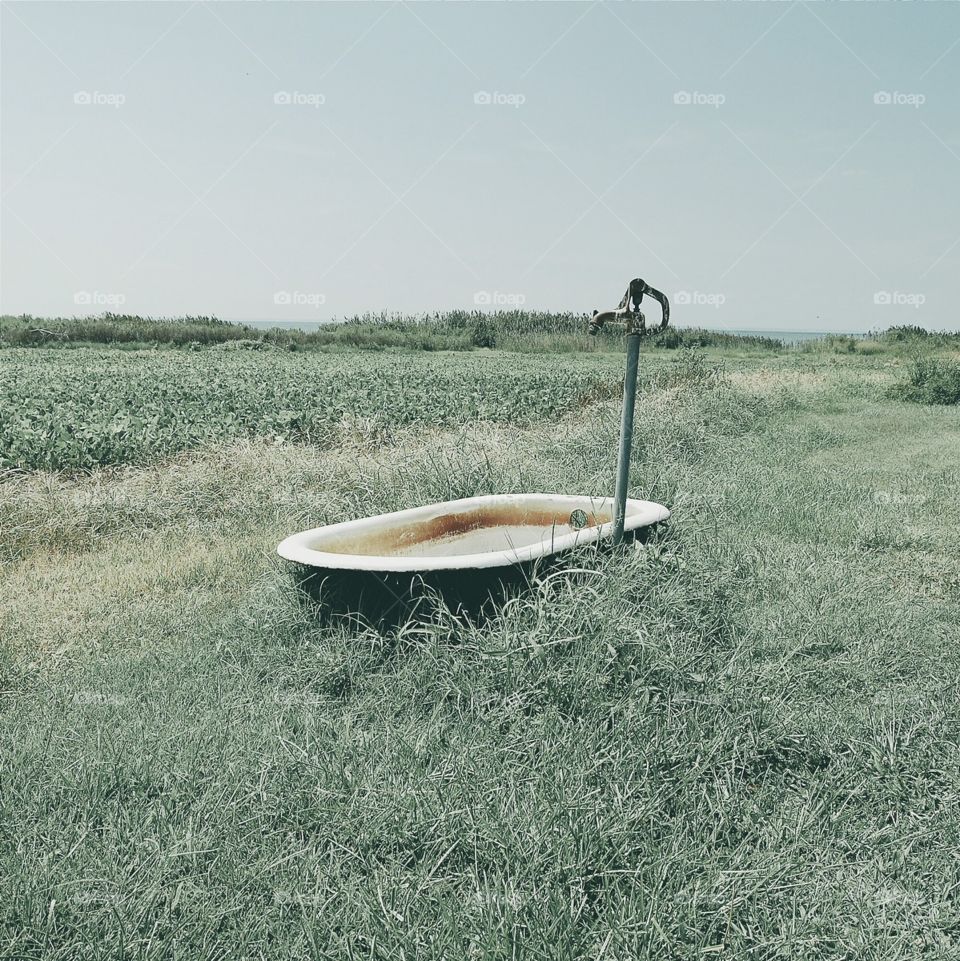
234 320 862 347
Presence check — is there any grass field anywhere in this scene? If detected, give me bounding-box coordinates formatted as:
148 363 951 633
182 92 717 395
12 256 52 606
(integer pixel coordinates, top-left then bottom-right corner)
2 333 960 958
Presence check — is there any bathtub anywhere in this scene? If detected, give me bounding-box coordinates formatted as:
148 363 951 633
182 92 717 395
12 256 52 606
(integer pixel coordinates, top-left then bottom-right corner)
278 493 670 622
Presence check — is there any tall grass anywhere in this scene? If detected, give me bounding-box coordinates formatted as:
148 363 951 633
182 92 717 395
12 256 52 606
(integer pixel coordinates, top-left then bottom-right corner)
0 313 248 347
2 313 786 354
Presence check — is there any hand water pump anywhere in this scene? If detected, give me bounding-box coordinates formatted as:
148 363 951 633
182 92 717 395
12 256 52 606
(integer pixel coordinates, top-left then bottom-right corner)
588 278 671 545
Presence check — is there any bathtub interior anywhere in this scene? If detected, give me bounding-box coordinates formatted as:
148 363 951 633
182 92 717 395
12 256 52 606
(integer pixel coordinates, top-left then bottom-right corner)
311 500 614 559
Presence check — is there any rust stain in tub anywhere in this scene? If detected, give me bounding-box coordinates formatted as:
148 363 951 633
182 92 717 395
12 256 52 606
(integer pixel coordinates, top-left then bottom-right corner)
319 505 612 558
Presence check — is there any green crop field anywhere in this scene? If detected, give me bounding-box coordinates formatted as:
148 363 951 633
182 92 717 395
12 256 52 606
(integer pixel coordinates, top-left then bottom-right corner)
0 349 628 471
2 329 960 958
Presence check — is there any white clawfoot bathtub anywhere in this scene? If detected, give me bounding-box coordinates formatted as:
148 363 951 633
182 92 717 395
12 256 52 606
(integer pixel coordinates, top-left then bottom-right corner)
278 493 670 621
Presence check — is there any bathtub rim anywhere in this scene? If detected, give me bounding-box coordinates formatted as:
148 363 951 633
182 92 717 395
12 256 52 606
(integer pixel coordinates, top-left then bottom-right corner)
277 493 670 573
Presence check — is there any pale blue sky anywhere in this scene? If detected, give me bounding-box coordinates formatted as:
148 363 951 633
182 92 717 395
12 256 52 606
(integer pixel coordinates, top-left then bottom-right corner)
2 1 959 331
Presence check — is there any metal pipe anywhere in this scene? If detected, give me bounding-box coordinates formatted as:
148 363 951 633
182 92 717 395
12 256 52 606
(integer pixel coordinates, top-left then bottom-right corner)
612 330 641 546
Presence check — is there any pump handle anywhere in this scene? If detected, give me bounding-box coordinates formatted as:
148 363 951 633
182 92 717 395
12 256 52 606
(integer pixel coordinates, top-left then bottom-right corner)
589 278 670 335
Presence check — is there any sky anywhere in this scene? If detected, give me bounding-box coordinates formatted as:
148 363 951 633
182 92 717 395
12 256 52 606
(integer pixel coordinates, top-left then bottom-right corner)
2 1 959 332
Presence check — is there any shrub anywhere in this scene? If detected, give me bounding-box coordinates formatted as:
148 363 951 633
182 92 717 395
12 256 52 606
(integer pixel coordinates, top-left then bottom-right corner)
826 335 857 354
890 356 960 405
882 324 929 342
652 327 782 351
470 318 498 349
655 348 724 391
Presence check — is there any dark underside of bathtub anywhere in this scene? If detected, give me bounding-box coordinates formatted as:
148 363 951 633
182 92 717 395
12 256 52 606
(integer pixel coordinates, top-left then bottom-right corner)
288 522 666 627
